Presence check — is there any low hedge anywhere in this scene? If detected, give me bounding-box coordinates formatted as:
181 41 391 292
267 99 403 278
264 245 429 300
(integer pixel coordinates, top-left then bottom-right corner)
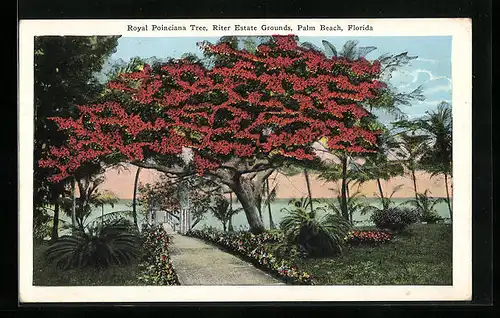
138 224 180 285
187 227 313 285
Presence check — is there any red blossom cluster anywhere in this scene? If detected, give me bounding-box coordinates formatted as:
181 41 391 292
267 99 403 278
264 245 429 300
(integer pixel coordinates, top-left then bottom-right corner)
40 35 384 182
345 230 393 246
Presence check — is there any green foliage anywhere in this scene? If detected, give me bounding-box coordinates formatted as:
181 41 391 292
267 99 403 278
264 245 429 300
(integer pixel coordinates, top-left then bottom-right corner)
295 224 452 285
33 207 52 241
360 184 404 215
44 219 141 270
137 224 179 285
34 36 120 240
280 199 352 257
370 206 419 233
413 102 452 176
210 197 243 232
406 190 444 223
325 191 367 224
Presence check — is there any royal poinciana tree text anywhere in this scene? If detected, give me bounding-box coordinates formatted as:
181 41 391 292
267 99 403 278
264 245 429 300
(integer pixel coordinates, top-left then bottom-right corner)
40 35 386 234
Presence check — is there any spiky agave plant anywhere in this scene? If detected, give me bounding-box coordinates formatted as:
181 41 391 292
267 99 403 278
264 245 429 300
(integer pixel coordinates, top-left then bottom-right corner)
44 218 141 270
279 199 351 257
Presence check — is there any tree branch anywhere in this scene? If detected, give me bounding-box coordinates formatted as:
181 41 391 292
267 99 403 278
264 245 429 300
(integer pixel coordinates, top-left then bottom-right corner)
131 161 192 178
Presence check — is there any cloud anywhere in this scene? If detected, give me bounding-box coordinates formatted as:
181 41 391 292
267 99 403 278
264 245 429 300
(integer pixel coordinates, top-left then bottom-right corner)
411 69 452 84
415 58 439 64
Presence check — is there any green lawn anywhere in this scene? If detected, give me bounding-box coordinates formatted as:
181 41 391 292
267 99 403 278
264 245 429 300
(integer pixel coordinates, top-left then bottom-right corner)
295 224 452 285
33 241 146 286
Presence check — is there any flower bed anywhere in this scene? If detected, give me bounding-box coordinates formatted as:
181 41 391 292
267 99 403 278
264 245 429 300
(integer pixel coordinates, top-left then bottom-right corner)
138 224 180 285
345 230 393 246
187 227 313 285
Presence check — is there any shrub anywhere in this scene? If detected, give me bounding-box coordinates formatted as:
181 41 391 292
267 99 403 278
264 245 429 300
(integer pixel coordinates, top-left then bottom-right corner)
45 219 141 270
280 201 352 257
187 227 313 285
345 230 393 246
138 224 179 285
370 207 419 232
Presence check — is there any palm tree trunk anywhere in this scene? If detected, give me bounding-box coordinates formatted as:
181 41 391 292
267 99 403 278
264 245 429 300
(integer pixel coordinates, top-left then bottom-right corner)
71 176 76 231
411 169 418 201
266 178 276 229
304 169 314 214
340 155 349 221
377 178 385 200
228 192 234 232
444 173 452 221
51 194 60 241
132 167 141 229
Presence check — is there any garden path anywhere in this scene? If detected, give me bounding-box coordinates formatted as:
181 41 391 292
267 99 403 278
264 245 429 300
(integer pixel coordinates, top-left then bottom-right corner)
163 225 284 285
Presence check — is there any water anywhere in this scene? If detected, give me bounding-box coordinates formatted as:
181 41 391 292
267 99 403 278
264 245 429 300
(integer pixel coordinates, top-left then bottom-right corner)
49 197 451 234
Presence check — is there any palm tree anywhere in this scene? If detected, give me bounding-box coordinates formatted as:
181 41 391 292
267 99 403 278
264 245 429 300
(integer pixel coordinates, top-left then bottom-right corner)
405 189 444 223
318 154 357 221
210 197 243 232
132 167 142 230
360 184 404 216
351 128 405 204
70 176 76 230
326 190 367 224
415 102 453 220
303 169 314 213
394 132 429 201
264 178 277 229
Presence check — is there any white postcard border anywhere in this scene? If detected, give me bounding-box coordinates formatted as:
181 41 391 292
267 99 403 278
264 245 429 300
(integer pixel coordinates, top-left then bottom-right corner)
18 18 472 303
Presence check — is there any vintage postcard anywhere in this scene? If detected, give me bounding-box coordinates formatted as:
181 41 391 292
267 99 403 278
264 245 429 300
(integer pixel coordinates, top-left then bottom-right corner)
18 18 472 303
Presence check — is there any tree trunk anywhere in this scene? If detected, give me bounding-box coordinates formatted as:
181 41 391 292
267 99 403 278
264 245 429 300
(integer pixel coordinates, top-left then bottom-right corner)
231 179 265 234
303 169 314 214
266 179 276 230
444 173 452 221
132 167 141 229
377 178 385 201
71 177 76 231
411 169 418 201
228 192 234 232
340 155 349 221
51 195 60 241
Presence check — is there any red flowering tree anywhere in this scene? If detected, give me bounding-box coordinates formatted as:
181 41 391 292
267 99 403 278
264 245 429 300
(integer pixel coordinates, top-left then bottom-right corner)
40 35 385 234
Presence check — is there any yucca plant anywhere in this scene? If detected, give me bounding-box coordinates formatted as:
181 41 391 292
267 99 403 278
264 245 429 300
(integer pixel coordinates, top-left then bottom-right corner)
280 199 352 257
44 218 141 270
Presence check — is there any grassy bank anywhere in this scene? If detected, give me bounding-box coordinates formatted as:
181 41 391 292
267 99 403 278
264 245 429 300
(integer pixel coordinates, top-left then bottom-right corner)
295 223 452 285
33 240 145 286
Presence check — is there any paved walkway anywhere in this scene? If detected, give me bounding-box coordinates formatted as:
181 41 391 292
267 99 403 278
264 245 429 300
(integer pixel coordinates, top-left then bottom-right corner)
164 225 283 285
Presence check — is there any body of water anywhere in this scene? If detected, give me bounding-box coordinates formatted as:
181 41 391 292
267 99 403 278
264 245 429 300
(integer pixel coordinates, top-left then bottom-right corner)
48 197 451 235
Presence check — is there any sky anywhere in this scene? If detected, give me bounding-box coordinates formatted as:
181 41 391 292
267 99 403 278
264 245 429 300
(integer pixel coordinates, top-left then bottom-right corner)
108 36 452 120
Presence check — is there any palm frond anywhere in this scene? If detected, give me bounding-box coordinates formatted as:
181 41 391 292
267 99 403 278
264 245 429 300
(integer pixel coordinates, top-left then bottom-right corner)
321 40 338 58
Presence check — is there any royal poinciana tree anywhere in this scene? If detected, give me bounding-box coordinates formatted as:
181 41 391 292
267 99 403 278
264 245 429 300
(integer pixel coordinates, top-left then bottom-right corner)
40 35 386 234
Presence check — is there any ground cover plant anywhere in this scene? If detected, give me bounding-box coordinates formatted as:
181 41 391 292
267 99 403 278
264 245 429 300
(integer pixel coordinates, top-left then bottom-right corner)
187 227 314 285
